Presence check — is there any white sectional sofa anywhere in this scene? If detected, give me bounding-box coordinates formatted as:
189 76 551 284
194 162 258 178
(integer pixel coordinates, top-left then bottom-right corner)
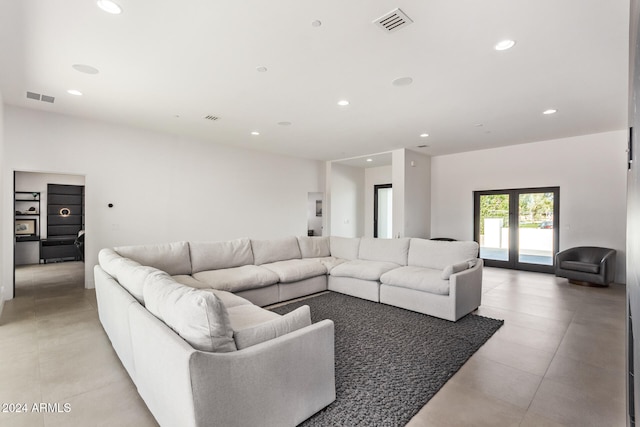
94 235 482 427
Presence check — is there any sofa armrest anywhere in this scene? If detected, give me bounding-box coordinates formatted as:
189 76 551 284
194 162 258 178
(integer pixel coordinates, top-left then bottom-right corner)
189 319 335 427
599 249 617 284
449 259 483 321
129 303 199 427
129 302 335 427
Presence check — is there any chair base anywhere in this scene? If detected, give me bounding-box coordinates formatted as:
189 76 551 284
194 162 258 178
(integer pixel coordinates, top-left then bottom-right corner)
569 279 608 288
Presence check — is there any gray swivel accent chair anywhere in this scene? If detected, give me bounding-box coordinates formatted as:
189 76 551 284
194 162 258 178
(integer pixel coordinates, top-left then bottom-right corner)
555 246 616 287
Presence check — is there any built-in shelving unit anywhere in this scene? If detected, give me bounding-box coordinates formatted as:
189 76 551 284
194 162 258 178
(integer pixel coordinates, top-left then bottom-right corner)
14 191 41 242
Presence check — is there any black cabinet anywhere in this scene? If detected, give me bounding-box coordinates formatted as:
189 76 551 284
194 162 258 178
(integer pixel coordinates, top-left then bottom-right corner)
40 184 84 263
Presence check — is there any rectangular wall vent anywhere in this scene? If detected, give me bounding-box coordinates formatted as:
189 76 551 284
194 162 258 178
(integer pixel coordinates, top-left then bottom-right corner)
204 115 220 121
26 91 55 103
373 8 413 33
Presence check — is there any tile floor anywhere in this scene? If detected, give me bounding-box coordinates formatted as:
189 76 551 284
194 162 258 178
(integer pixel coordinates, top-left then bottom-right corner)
0 263 626 426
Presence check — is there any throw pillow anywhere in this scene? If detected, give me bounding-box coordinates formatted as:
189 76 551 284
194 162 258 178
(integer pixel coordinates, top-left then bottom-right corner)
233 305 311 350
143 274 237 353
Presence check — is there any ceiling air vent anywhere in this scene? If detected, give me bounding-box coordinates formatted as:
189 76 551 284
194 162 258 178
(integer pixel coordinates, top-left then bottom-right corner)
26 91 55 104
373 8 413 33
204 115 220 121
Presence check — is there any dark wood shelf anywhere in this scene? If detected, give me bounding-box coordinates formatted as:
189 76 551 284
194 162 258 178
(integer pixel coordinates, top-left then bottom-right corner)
16 236 40 242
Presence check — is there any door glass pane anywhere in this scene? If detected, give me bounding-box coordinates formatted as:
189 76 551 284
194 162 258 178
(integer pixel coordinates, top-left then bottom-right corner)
377 188 393 239
518 192 554 265
479 194 509 261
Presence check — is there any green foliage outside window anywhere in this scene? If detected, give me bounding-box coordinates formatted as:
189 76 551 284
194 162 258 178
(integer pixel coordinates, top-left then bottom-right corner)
479 193 554 235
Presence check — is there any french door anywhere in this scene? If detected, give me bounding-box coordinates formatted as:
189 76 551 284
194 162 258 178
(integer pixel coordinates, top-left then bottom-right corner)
473 187 559 273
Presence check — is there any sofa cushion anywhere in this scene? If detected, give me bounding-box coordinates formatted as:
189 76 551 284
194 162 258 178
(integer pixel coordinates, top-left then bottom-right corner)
251 237 302 265
297 236 331 258
143 274 237 353
119 265 167 304
308 257 347 273
99 249 148 303
359 237 410 266
233 306 311 350
381 266 450 296
408 239 479 270
261 259 327 283
189 238 254 273
330 236 361 260
330 259 401 281
172 274 209 289
226 304 281 331
441 261 471 280
171 276 253 308
98 248 127 279
193 265 279 293
115 241 192 276
209 290 254 309
560 260 600 274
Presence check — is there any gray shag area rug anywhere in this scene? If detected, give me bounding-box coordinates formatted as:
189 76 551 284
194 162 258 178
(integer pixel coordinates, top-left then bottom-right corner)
271 292 503 427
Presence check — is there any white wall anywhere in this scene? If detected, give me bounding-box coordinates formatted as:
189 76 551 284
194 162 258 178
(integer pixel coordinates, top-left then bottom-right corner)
431 130 628 283
2 106 323 296
330 163 364 237
364 165 392 238
404 150 431 239
392 150 405 238
14 172 85 265
392 149 431 238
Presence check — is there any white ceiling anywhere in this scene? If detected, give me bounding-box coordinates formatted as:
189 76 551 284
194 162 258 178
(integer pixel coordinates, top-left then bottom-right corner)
0 0 630 161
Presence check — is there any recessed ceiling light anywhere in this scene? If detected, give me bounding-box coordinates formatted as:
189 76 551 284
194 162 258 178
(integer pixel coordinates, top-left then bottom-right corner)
277 121 292 126
474 123 484 127
366 158 373 162
72 64 99 75
417 144 429 148
67 89 83 96
256 66 268 72
337 100 350 106
392 77 413 87
543 109 557 115
311 20 322 27
494 39 516 51
97 0 122 14
251 131 260 136
420 133 429 138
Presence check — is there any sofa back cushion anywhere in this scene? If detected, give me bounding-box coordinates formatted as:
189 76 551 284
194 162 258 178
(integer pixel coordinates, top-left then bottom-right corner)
233 305 311 350
115 241 192 276
330 236 361 260
251 237 301 265
99 248 164 303
408 239 479 270
358 237 410 266
189 238 254 273
297 236 331 258
143 274 237 353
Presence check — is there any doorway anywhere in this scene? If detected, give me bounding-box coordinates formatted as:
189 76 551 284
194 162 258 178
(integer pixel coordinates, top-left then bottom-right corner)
374 184 393 238
473 187 559 273
14 171 86 297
